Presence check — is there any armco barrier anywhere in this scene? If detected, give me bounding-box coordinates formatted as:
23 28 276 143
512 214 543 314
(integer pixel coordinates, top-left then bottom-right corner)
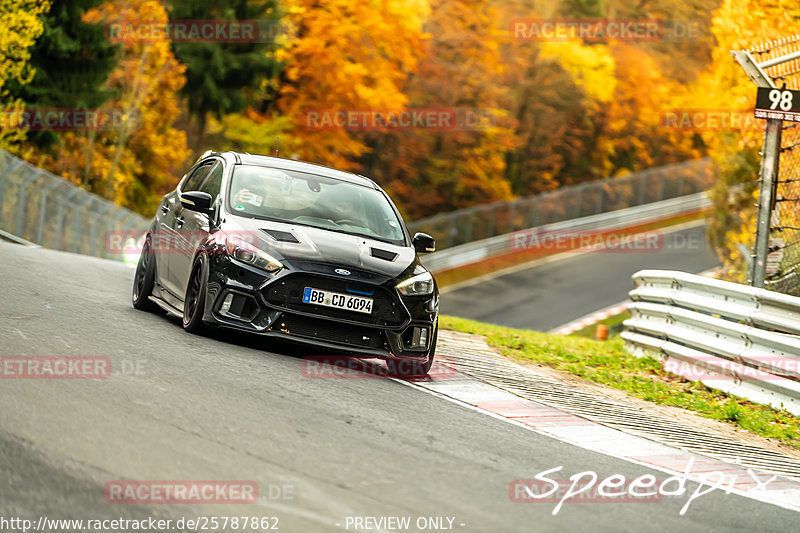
408 158 713 250
0 148 710 268
421 192 711 273
0 150 148 261
623 270 800 415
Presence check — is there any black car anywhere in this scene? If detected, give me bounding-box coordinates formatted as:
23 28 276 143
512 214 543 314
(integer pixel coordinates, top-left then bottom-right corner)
132 151 439 376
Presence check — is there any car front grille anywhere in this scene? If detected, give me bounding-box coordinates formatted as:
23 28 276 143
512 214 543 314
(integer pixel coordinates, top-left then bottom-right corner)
263 274 408 327
273 313 387 350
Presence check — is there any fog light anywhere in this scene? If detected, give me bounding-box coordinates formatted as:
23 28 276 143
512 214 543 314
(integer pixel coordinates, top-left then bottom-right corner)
220 293 234 315
404 327 429 350
218 292 259 321
418 328 428 348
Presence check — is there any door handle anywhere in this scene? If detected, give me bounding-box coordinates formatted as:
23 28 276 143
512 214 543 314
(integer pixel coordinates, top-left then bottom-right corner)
176 217 184 228
161 203 169 215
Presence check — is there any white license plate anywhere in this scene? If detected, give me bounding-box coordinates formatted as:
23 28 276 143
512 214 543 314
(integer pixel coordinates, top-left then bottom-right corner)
302 287 373 314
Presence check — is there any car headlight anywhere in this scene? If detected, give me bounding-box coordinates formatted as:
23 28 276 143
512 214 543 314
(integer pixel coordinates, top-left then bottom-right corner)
225 234 283 273
396 271 434 296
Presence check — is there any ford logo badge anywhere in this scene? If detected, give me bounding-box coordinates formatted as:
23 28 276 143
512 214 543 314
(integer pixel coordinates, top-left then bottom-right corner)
335 268 351 276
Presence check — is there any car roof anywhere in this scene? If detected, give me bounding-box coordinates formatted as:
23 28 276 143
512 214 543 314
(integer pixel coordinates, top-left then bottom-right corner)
215 151 379 189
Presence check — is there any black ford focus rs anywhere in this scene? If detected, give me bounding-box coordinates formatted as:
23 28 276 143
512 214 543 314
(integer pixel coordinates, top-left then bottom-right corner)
132 151 439 376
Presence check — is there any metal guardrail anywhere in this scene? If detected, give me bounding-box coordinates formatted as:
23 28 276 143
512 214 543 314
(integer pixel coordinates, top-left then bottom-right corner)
623 270 800 415
0 150 149 261
421 191 711 273
408 158 713 250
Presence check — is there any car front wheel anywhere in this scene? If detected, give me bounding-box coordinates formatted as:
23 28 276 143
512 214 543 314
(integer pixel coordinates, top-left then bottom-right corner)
183 258 207 334
132 238 162 313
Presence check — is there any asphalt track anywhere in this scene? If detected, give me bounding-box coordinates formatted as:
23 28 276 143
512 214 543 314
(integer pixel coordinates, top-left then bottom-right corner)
0 241 795 532
439 223 719 331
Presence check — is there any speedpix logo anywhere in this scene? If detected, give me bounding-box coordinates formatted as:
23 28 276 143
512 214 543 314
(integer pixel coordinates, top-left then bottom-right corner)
509 460 777 515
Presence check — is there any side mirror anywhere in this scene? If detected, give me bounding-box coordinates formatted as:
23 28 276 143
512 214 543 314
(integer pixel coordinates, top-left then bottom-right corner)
412 232 436 254
180 191 213 213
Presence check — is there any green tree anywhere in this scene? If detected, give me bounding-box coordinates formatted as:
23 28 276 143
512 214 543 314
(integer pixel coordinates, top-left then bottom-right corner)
168 0 282 153
7 0 119 148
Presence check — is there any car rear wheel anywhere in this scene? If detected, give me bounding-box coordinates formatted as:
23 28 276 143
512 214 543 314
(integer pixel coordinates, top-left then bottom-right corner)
132 238 162 313
386 326 437 378
183 259 207 334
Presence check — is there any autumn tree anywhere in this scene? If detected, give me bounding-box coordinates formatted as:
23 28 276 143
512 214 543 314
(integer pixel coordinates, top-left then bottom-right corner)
361 0 516 219
6 0 119 149
699 0 800 282
168 0 282 153
271 0 426 170
36 0 189 214
0 0 50 152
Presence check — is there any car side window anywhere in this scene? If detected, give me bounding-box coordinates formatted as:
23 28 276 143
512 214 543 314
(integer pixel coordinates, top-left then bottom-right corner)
197 161 224 204
182 161 214 192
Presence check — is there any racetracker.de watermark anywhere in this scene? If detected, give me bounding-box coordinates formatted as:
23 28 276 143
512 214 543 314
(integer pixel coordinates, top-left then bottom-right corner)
509 18 704 42
300 356 455 380
104 481 259 504
664 355 800 382
107 20 283 43
510 229 664 253
0 108 138 131
660 109 780 132
1 356 111 379
0 356 147 379
301 108 495 131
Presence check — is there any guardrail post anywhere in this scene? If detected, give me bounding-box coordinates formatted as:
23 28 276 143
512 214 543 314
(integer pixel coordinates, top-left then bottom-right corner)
0 158 23 227
732 50 783 288
15 169 44 236
37 180 65 245
487 204 496 237
595 184 604 214
88 202 115 257
104 209 130 259
53 188 80 250
71 195 96 253
752 121 782 287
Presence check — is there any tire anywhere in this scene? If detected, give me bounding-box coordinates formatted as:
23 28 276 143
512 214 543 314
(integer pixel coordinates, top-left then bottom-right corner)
386 325 438 378
132 238 162 313
183 258 207 334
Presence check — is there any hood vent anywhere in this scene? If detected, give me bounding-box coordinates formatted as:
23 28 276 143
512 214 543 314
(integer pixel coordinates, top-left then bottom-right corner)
261 229 300 243
370 247 398 261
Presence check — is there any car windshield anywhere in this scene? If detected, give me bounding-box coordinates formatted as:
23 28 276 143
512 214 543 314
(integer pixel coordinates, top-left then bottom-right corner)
227 165 406 245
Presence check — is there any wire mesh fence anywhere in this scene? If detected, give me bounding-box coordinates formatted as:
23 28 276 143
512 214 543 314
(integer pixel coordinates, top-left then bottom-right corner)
0 149 713 262
0 150 149 261
407 158 714 250
749 36 800 295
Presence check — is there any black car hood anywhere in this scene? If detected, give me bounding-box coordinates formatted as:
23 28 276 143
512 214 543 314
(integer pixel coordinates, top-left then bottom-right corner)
221 216 417 279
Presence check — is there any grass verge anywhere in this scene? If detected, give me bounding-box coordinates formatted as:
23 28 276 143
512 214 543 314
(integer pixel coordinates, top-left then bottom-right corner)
569 311 630 339
440 314 800 450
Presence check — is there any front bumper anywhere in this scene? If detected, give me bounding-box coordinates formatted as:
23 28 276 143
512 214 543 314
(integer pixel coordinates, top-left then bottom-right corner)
201 255 438 360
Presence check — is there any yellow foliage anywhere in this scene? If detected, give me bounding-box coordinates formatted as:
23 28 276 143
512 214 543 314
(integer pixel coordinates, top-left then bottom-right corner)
0 0 50 151
33 0 189 214
276 0 426 169
539 41 617 104
694 0 800 281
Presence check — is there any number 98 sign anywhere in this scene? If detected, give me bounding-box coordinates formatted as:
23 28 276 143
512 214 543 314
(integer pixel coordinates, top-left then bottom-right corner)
755 87 800 121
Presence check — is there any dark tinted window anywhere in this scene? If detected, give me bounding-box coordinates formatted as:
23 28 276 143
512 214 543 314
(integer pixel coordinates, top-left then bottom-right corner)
228 165 405 245
197 161 224 203
182 161 214 192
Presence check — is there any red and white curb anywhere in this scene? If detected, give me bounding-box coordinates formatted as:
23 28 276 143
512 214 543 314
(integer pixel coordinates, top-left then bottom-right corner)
549 301 630 335
399 352 800 513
